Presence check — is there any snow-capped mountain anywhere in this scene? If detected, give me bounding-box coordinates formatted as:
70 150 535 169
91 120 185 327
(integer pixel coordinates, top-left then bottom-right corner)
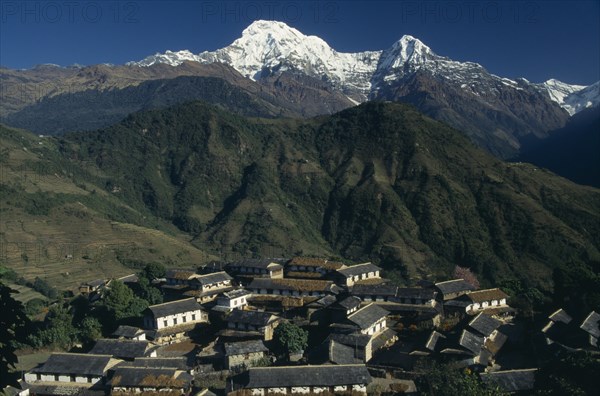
128 20 599 115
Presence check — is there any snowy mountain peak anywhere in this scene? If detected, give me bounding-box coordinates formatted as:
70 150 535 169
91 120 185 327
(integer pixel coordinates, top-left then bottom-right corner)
535 79 595 115
126 20 598 114
127 49 201 67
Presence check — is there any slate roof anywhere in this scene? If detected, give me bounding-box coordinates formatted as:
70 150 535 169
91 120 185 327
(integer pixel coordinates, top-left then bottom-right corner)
480 369 537 392
88 339 154 360
146 298 203 319
328 333 372 348
311 295 338 308
335 296 362 310
459 330 485 355
248 278 339 293
287 257 345 270
468 313 502 337
338 263 381 277
221 289 252 299
165 269 197 280
189 271 232 286
240 365 371 388
434 279 476 295
395 287 437 300
580 311 600 338
224 340 269 356
549 308 572 324
111 367 192 388
426 331 446 352
112 325 145 339
347 303 389 330
329 341 363 364
226 309 278 327
31 353 114 376
465 288 508 303
129 357 190 370
351 283 397 297
227 259 285 270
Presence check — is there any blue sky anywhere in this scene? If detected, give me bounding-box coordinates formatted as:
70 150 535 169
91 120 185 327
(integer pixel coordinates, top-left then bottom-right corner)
1 0 599 85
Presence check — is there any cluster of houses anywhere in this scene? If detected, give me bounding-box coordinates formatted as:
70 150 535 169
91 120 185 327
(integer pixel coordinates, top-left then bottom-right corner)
10 257 600 396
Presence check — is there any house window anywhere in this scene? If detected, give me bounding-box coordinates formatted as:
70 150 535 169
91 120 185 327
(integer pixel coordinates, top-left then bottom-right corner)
192 314 196 321
163 320 168 327
70 375 76 382
174 318 178 325
55 375 60 381
182 316 187 323
88 377 93 383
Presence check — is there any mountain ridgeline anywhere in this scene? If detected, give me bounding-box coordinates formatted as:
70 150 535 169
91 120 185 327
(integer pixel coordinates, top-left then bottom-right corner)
58 101 600 292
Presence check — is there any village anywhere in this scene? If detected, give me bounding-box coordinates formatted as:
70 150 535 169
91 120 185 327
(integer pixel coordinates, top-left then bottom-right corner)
7 257 600 396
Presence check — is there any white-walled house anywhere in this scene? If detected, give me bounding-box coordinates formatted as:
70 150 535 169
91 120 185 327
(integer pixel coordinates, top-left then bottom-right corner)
143 298 208 331
24 353 120 387
110 366 193 394
184 271 234 302
464 288 509 313
347 303 389 336
216 289 252 310
229 364 372 395
335 263 381 287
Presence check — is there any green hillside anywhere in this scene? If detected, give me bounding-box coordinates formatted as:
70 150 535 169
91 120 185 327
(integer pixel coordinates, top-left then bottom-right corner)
47 101 600 296
0 124 217 291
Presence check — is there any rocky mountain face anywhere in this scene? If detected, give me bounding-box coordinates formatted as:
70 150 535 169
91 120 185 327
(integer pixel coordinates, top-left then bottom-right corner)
57 101 600 291
3 20 598 158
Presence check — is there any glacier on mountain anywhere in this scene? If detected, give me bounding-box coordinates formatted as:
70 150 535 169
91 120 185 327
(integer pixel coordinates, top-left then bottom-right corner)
127 20 599 114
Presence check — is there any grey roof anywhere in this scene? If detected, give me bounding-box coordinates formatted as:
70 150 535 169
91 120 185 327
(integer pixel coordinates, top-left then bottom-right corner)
549 308 572 324
480 369 537 392
88 339 154 360
580 311 600 338
468 313 502 337
112 325 145 339
426 331 446 351
227 259 285 270
165 269 197 279
82 279 106 288
312 295 338 308
347 303 389 330
395 287 436 300
224 340 269 356
146 298 203 319
459 330 485 355
329 341 363 364
111 367 192 388
338 263 381 277
190 271 232 286
328 333 372 348
351 283 397 297
221 289 252 299
248 278 339 293
227 309 278 327
31 353 114 376
434 279 476 295
335 296 362 310
129 357 190 370
240 365 371 388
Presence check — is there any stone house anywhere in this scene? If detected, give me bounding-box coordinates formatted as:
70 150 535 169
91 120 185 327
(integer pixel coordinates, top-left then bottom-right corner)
228 364 372 395
335 263 381 287
223 340 269 369
24 353 120 387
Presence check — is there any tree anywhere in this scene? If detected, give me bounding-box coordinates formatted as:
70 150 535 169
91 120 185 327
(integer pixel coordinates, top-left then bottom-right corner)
79 317 102 346
534 352 600 395
102 280 148 322
417 361 506 396
0 282 30 388
28 302 77 349
273 321 308 357
141 262 166 281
